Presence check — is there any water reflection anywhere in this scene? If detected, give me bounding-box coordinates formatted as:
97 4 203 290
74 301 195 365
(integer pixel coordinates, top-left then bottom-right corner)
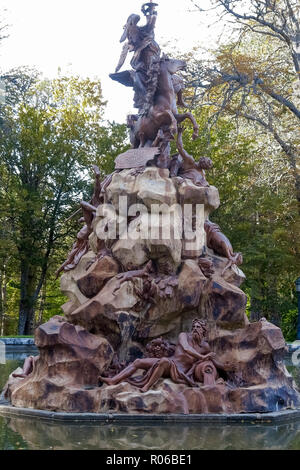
0 360 21 392
1 350 300 450
1 416 300 450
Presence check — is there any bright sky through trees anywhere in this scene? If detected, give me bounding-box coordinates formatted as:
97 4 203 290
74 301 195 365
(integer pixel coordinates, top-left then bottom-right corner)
0 0 221 122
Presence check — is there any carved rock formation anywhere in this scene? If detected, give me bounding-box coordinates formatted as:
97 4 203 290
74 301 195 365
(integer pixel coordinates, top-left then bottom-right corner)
4 165 300 414
3 0 300 415
5 316 113 410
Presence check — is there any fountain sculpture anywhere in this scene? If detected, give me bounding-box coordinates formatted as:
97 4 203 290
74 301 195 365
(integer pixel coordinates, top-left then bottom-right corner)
3 1 300 415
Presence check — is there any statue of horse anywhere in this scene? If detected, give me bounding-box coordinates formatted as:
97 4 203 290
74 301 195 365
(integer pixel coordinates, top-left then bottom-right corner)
133 57 199 147
111 57 199 148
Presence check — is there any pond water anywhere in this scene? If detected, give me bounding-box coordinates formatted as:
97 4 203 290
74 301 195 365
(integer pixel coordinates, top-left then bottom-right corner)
1 350 300 450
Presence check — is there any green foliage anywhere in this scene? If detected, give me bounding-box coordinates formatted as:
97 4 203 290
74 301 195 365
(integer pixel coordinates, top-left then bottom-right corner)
179 106 299 336
0 34 298 341
281 309 298 342
0 71 128 334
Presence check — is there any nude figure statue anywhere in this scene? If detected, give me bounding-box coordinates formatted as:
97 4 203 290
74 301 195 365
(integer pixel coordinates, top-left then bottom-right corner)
99 319 231 393
169 126 213 186
12 355 39 378
204 220 243 275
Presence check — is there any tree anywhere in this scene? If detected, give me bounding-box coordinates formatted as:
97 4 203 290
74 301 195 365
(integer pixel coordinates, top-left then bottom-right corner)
179 106 300 334
0 72 128 334
190 0 300 205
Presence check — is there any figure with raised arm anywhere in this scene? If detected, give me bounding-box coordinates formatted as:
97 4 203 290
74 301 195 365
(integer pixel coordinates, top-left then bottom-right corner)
110 2 160 113
170 126 213 186
99 319 231 393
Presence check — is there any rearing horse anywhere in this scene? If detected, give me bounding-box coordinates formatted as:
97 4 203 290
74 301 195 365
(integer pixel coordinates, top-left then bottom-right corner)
126 57 199 148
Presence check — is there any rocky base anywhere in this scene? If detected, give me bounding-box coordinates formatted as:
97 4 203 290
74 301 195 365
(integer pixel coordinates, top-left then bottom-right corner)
4 316 300 414
59 167 249 361
4 166 300 415
4 378 300 415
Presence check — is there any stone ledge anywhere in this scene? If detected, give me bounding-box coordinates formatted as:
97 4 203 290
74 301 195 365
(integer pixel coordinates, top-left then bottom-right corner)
287 342 300 353
0 401 300 425
0 338 35 346
0 338 296 350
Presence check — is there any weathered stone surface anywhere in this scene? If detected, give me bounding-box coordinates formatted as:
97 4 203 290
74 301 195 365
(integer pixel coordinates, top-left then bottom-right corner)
105 169 138 209
69 277 145 348
112 203 182 272
35 316 113 379
209 320 292 388
145 209 182 270
115 148 159 169
94 203 125 245
5 316 114 409
133 261 208 340
6 373 299 414
112 237 148 270
178 260 207 308
88 232 98 254
177 181 220 217
209 276 248 328
97 380 195 414
96 374 300 414
60 251 95 316
136 167 177 207
133 258 248 342
77 255 119 298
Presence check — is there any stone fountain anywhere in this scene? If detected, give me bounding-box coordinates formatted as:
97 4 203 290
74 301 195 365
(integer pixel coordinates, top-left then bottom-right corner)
3 1 300 416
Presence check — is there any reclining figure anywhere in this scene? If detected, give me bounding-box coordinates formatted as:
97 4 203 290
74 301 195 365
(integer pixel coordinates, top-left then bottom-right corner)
99 319 232 393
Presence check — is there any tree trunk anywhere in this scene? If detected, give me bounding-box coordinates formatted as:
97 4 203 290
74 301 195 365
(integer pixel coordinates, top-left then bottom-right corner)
0 269 4 336
37 280 47 326
266 279 280 326
0 265 8 336
250 296 262 322
18 260 37 335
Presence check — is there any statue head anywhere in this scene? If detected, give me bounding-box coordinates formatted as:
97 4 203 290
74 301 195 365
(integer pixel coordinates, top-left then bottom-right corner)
146 337 173 358
198 157 213 171
191 319 207 343
120 14 141 43
162 56 187 75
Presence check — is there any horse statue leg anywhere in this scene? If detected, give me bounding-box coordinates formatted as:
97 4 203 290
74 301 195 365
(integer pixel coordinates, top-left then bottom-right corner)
153 109 178 138
175 112 199 140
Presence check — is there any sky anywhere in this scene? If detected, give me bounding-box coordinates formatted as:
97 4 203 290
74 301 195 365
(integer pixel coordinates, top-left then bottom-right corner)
0 0 223 122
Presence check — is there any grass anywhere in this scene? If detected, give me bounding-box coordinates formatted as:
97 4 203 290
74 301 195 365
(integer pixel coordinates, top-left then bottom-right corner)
0 335 34 338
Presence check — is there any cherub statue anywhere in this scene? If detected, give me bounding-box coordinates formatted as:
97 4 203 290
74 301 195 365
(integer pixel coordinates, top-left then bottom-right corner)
99 319 232 393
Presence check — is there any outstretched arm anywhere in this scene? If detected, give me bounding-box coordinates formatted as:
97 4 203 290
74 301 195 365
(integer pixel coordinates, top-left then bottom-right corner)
176 127 189 160
142 3 158 26
146 12 157 30
91 165 102 207
115 42 130 73
176 127 196 171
